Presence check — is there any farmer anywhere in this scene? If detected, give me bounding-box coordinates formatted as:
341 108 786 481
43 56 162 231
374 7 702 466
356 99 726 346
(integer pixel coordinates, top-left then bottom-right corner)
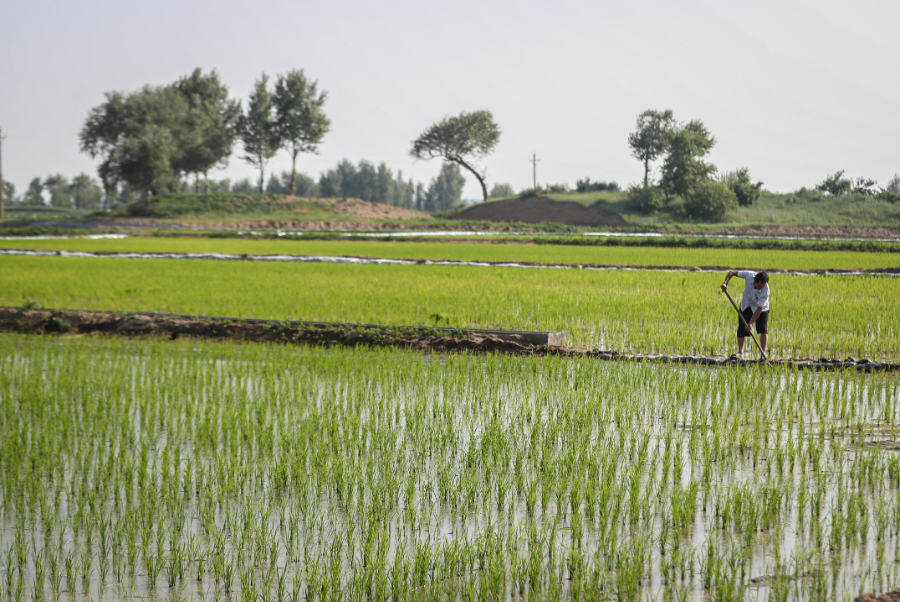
721 270 769 358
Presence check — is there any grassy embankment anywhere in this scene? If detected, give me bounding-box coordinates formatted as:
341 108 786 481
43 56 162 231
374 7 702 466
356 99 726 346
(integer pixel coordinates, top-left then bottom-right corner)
481 190 900 230
5 235 900 270
2 254 898 360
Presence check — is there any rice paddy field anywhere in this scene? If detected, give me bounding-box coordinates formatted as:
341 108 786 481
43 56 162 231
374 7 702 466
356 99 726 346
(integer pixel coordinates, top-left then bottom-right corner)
2 239 899 601
3 236 900 270
1 336 899 601
1 252 898 360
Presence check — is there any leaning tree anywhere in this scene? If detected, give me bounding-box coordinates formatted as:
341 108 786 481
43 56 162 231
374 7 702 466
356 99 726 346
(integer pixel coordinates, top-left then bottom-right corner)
410 110 500 202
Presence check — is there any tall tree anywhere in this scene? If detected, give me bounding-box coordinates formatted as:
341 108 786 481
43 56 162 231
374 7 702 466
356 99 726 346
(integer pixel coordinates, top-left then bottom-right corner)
44 174 71 207
113 125 174 197
410 110 500 202
660 120 716 198
239 74 280 193
70 173 104 210
424 163 466 213
627 109 675 188
22 178 44 206
273 70 330 196
174 69 241 192
80 85 192 196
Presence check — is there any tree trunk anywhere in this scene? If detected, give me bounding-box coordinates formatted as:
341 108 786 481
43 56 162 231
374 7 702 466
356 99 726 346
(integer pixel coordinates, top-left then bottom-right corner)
453 158 488 202
258 157 265 193
289 149 298 196
643 159 650 189
204 171 209 193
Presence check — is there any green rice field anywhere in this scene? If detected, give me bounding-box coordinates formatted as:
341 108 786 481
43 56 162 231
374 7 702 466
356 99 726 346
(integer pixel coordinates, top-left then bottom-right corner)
4 236 900 270
1 255 898 360
1 335 898 601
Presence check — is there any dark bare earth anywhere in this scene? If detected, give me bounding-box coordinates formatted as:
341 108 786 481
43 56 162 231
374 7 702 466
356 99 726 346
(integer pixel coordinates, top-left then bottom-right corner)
453 196 629 227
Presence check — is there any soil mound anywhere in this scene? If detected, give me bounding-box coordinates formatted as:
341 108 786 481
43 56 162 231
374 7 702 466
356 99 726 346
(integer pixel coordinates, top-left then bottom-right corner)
453 196 628 227
312 197 431 220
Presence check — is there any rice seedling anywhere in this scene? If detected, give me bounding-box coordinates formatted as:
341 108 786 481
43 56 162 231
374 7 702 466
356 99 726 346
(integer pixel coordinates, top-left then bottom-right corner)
3 254 900 359
1 333 899 600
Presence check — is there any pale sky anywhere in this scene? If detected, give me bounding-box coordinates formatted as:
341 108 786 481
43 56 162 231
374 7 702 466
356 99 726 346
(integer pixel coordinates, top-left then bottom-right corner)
2 0 898 200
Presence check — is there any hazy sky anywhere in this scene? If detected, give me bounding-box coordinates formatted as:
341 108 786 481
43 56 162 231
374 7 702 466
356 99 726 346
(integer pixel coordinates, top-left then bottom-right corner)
2 0 898 200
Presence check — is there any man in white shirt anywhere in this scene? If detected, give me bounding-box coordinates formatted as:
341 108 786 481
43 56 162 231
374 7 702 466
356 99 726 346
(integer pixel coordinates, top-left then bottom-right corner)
721 270 769 358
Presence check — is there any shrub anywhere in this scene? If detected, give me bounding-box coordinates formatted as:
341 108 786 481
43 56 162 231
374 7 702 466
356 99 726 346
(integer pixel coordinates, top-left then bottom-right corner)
627 185 666 214
794 187 826 203
488 183 515 199
816 170 852 196
576 178 620 193
719 168 762 206
684 179 737 221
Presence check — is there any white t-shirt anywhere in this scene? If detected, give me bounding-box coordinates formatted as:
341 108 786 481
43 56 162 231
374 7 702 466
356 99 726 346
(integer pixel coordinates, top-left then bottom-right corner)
737 270 770 312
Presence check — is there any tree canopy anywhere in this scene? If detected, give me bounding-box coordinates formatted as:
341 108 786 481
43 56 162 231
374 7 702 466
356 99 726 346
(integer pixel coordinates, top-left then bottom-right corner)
80 70 238 196
238 74 281 193
410 110 500 202
627 109 675 188
273 70 330 195
660 119 716 198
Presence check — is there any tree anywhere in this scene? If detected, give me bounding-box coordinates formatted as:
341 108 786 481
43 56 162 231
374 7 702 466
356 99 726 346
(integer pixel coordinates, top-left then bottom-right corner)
720 168 763 206
70 173 103 210
887 174 900 194
489 183 515 198
80 84 195 197
239 74 281 193
627 109 675 188
44 174 71 207
684 179 737 222
2 181 15 206
410 110 500 202
660 120 716 198
852 177 877 196
174 69 240 192
273 70 330 196
423 163 466 213
113 125 174 196
22 178 44 206
816 170 852 196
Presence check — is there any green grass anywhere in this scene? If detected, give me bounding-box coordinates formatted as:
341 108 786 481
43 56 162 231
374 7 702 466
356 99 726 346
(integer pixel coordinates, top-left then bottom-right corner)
3 255 899 360
1 335 898 600
542 190 900 229
107 192 430 224
4 235 900 269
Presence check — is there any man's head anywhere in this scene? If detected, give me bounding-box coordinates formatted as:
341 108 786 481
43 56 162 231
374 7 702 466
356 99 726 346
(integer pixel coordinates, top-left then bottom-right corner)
754 271 769 289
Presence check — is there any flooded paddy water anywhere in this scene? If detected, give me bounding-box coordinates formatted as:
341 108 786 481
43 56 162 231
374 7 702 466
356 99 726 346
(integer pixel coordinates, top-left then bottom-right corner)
1 334 899 601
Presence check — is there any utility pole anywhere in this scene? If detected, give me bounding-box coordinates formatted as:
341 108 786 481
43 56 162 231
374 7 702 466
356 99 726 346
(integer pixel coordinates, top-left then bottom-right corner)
0 126 4 221
529 152 540 190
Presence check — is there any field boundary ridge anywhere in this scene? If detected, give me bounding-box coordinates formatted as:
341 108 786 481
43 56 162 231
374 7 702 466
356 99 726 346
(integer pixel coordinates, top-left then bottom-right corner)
1 307 896 371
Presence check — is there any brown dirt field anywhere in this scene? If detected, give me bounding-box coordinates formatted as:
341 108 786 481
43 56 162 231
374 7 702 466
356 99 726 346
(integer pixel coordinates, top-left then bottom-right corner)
452 196 629 227
308 197 431 220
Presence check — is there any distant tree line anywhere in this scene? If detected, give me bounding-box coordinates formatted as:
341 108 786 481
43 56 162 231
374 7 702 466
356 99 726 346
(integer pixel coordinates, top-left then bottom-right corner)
5 173 104 210
78 68 327 198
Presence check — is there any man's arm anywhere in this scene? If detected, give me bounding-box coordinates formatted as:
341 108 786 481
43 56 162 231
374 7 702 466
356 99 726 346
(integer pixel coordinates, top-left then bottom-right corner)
721 270 739 291
747 307 763 328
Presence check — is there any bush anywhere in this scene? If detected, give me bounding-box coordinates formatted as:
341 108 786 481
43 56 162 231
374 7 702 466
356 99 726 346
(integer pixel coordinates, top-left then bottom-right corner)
684 180 737 221
793 187 826 203
719 168 762 206
877 190 900 204
576 178 620 193
627 185 666 214
489 183 515 199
